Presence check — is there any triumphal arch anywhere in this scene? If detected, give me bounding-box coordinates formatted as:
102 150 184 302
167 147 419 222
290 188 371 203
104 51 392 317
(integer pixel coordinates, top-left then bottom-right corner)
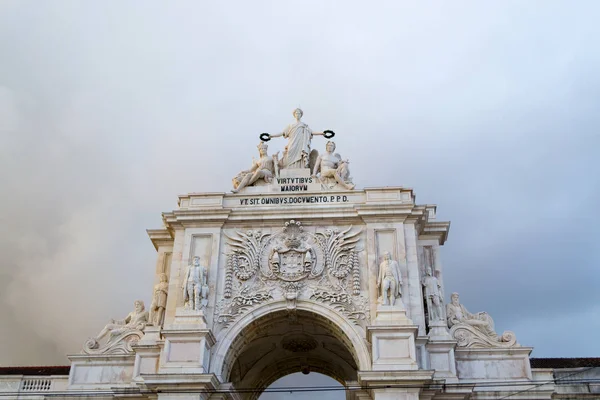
66 109 539 400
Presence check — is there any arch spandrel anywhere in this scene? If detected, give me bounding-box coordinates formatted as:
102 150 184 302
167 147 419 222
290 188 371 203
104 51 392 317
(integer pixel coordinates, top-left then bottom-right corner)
214 221 370 334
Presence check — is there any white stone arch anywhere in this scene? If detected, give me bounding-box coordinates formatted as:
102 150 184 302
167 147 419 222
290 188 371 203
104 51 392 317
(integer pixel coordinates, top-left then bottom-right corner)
210 299 371 383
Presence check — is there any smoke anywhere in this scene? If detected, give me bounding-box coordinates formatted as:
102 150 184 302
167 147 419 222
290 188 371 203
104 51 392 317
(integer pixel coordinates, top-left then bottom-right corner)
1 0 599 366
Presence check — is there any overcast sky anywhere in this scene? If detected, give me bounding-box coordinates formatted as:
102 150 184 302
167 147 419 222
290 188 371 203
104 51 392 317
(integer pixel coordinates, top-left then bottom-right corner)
1 2 599 393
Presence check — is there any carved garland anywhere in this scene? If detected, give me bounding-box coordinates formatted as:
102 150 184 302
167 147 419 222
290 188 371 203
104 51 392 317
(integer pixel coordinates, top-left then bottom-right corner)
224 256 234 299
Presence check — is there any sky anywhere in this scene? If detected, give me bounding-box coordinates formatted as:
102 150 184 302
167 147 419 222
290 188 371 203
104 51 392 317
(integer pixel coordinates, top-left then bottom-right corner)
0 0 599 391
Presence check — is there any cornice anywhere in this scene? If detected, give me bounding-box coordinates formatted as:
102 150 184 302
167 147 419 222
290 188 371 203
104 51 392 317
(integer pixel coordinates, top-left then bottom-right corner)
419 221 451 245
162 209 231 229
146 228 174 251
139 372 220 391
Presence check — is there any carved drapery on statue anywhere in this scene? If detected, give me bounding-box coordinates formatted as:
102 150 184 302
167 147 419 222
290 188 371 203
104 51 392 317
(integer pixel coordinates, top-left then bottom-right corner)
269 108 325 169
377 252 403 306
446 292 518 348
216 220 368 329
312 141 355 190
421 267 445 324
182 256 209 311
83 300 148 355
150 273 169 327
232 142 279 193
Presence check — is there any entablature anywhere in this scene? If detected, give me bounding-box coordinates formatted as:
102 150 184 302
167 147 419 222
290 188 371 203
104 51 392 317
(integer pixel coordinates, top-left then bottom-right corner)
154 186 450 244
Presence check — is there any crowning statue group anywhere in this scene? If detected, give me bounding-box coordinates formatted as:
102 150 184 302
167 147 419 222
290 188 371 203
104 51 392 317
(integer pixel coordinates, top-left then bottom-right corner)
232 108 354 192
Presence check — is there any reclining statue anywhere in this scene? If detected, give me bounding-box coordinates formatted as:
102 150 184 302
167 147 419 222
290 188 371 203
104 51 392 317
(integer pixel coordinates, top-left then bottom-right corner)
232 142 279 193
83 300 149 354
446 292 517 348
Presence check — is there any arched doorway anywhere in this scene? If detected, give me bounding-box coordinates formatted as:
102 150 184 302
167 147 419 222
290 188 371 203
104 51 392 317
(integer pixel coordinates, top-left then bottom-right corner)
212 301 370 400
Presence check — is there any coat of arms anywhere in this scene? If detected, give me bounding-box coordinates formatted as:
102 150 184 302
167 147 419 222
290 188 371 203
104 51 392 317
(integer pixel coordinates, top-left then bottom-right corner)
268 221 316 282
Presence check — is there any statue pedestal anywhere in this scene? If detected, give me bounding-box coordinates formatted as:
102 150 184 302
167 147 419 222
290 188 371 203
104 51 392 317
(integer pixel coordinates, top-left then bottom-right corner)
138 325 161 344
425 320 458 381
133 326 162 379
172 307 208 329
427 320 451 340
367 305 419 371
158 308 215 374
373 304 412 326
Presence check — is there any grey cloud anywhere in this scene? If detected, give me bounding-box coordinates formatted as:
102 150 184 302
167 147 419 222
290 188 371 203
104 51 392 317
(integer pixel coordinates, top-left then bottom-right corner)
1 0 599 371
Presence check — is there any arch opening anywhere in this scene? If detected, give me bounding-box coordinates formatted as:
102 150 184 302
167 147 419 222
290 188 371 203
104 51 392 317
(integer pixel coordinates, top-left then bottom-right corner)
259 372 344 400
220 309 360 400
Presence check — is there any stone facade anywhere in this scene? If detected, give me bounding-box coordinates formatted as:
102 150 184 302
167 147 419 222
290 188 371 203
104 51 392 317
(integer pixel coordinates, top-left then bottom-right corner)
2 111 599 399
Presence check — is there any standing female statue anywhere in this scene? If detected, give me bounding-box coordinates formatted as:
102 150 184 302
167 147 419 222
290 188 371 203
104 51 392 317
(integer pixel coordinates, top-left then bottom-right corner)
269 108 326 169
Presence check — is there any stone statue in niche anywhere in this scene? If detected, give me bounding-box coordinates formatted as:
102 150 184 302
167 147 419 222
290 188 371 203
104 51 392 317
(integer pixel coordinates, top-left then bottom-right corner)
377 252 403 306
446 292 518 348
149 273 169 326
182 256 209 310
312 141 355 190
232 142 279 193
83 300 148 354
268 108 327 169
422 266 444 323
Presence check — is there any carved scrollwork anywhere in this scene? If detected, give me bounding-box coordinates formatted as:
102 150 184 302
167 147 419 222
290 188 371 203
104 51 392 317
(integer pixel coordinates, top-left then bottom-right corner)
310 288 370 325
225 230 269 281
450 324 518 348
82 330 144 355
315 227 360 279
216 220 368 329
216 285 274 328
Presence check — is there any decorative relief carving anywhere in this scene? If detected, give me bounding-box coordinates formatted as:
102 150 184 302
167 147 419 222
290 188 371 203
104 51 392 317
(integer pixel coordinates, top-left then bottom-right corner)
216 285 273 326
83 300 148 355
282 334 318 353
310 288 369 324
450 325 518 348
216 220 369 329
446 292 518 348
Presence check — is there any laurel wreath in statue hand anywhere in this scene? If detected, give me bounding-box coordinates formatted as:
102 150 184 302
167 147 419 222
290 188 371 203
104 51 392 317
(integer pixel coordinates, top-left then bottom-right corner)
259 130 335 142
